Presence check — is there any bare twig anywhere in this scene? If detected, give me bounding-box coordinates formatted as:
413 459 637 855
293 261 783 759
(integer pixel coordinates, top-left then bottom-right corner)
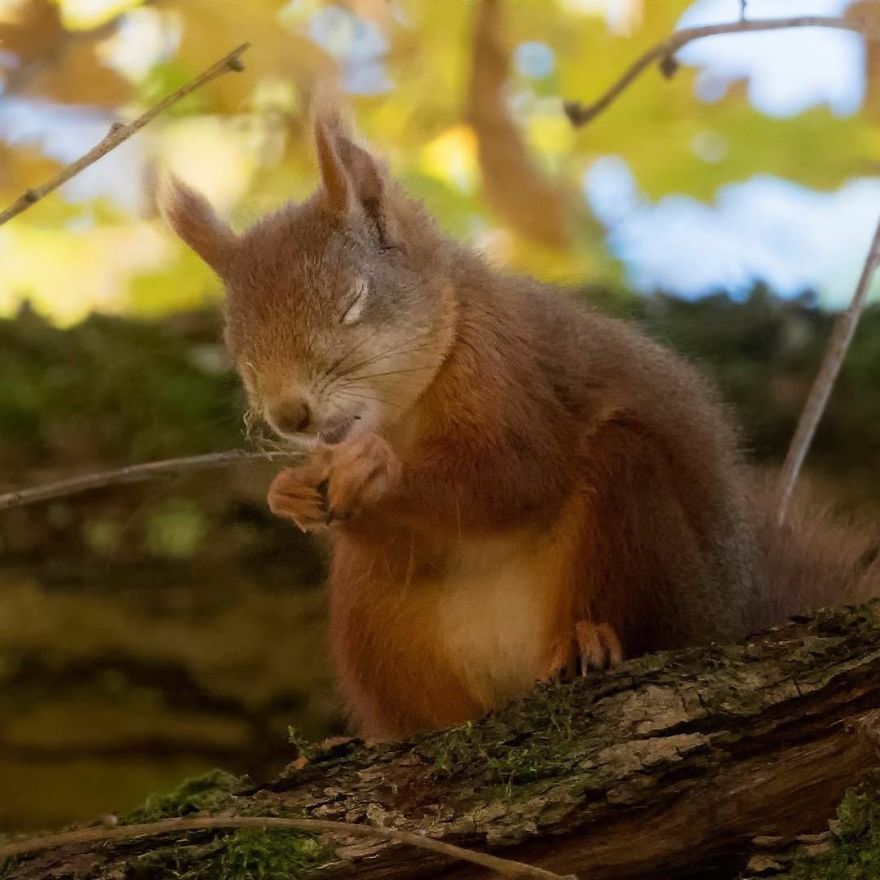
0 815 575 880
561 9 880 519
564 16 874 127
0 450 299 512
775 214 880 524
0 43 249 226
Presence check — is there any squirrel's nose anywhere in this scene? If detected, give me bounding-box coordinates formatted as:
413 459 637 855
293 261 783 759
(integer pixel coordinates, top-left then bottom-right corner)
268 398 312 436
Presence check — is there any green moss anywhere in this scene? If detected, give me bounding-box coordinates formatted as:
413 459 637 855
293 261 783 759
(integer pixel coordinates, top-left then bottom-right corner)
119 771 331 878
126 842 209 879
288 726 318 761
428 682 579 795
217 829 331 880
122 829 330 880
124 770 246 822
774 782 880 879
430 721 482 778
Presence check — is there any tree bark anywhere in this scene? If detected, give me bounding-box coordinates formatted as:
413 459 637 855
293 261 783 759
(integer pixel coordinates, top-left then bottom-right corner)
7 603 880 880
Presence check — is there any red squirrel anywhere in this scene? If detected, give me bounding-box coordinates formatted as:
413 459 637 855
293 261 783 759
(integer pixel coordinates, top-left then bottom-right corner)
164 112 879 739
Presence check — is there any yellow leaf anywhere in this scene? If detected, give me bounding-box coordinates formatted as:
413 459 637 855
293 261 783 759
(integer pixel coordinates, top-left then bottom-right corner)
52 0 143 31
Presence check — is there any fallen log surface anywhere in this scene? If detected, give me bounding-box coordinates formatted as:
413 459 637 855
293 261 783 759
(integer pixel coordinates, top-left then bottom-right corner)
6 603 880 880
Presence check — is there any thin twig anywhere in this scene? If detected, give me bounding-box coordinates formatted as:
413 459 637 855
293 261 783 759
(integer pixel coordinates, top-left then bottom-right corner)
564 16 875 127
775 214 880 524
0 450 299 512
0 43 249 226
0 815 576 880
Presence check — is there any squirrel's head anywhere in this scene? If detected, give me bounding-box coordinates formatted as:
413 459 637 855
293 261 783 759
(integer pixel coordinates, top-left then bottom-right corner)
162 112 455 448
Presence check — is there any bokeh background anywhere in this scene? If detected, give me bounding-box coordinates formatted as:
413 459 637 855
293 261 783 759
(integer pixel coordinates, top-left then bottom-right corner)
0 0 878 832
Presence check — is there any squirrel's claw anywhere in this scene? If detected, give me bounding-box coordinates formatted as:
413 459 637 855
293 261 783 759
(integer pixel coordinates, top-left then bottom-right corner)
542 621 623 682
575 620 624 673
325 433 400 522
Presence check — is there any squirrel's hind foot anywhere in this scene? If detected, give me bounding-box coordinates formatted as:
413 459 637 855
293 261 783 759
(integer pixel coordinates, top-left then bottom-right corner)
575 620 624 673
544 620 624 682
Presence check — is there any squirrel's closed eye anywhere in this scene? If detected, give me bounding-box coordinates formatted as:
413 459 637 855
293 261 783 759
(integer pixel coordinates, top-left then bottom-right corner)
341 278 369 325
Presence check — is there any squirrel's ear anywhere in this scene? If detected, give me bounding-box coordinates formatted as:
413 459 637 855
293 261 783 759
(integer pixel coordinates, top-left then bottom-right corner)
313 110 396 244
335 133 385 215
160 175 238 277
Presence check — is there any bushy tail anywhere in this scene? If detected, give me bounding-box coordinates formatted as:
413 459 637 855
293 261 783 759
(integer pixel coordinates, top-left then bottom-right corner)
751 477 880 628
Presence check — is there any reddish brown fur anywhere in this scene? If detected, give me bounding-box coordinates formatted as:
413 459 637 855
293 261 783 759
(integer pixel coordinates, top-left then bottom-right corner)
164 113 879 740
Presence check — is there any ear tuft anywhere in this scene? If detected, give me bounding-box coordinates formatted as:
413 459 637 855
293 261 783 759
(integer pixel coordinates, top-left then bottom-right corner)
311 99 395 243
314 116 351 216
160 174 238 277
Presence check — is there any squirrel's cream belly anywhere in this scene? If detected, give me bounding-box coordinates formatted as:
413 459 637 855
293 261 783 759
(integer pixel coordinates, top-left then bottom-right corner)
433 534 558 708
330 499 584 736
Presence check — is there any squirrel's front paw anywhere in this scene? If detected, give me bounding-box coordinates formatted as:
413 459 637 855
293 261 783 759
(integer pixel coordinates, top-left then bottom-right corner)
325 433 401 522
267 462 330 533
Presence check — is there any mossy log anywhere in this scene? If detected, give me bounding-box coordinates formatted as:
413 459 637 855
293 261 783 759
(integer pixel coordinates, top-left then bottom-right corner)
8 603 880 880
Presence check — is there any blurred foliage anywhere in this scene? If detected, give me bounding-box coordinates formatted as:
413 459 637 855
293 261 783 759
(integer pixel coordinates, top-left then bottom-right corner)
0 0 877 320
0 307 239 472
604 287 880 508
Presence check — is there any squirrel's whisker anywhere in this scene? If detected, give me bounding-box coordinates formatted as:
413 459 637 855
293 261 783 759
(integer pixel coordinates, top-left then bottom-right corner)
327 321 457 385
334 389 407 411
316 324 388 387
341 365 436 383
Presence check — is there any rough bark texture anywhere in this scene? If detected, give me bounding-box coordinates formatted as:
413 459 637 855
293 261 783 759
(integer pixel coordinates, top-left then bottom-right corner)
7 603 880 880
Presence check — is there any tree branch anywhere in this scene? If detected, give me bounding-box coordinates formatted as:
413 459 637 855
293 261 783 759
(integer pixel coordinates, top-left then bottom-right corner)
0 450 299 512
7 603 880 880
0 42 249 227
564 16 875 127
468 0 576 248
0 816 573 880
775 213 880 524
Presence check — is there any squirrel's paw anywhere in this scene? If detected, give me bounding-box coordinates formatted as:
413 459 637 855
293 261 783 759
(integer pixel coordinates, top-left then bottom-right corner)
325 432 401 522
267 463 330 533
574 621 624 673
